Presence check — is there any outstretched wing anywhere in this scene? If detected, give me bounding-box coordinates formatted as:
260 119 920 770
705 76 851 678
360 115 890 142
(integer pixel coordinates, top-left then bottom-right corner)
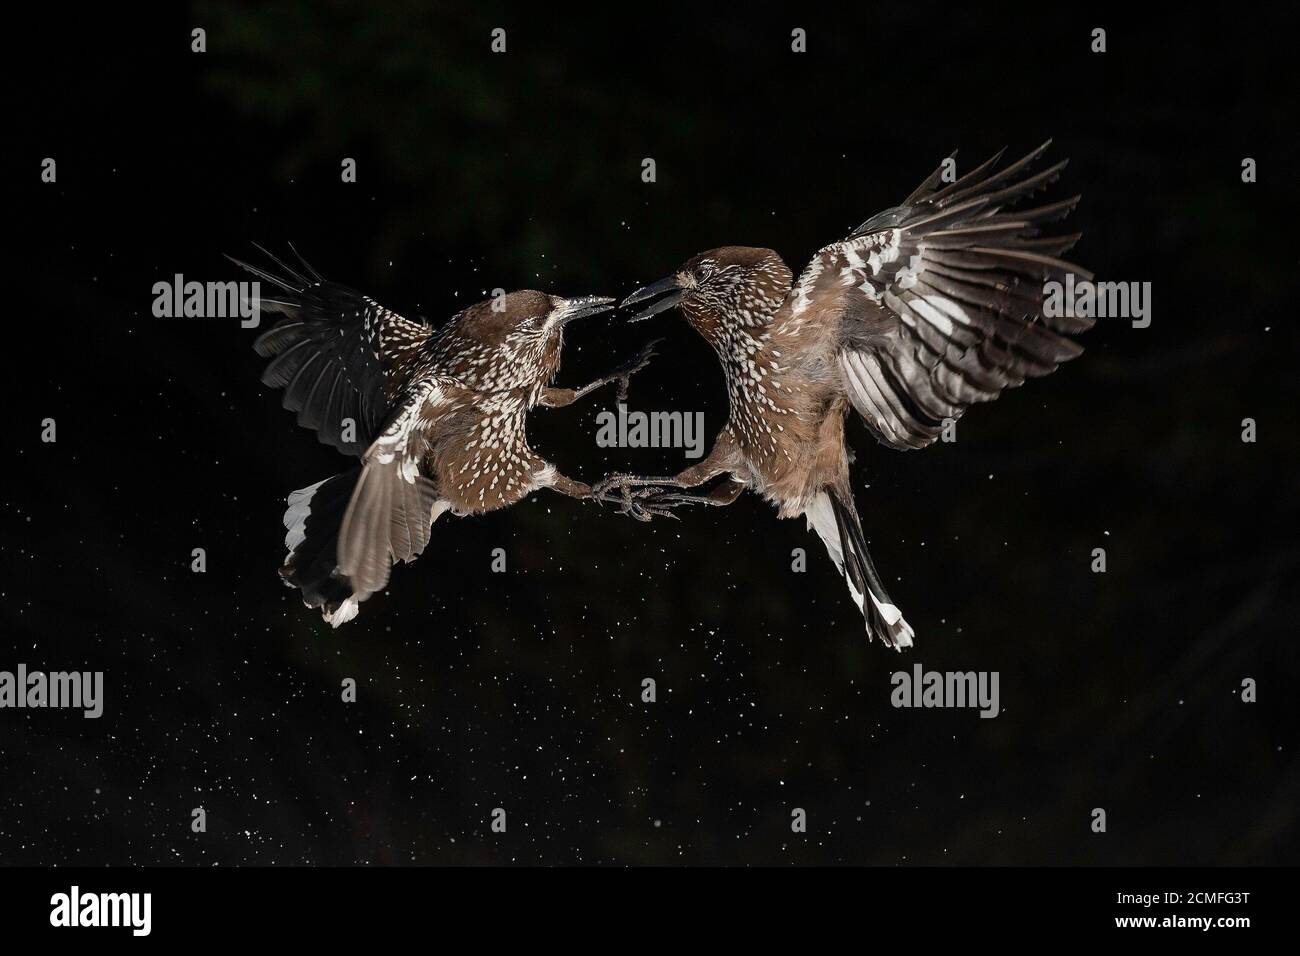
234 246 433 455
791 142 1093 450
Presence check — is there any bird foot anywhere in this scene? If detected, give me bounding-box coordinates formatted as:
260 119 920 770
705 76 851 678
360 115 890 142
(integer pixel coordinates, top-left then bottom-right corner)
591 473 678 522
609 338 663 403
633 490 714 509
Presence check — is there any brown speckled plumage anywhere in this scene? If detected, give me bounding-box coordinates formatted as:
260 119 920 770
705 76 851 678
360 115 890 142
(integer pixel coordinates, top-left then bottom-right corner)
238 249 645 626
605 143 1091 649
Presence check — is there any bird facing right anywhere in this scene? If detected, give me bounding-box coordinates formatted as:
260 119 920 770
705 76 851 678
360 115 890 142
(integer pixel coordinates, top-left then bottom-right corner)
238 250 655 627
601 142 1094 649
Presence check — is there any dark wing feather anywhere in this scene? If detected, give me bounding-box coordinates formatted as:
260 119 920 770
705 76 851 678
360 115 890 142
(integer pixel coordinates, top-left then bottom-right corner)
232 247 433 455
792 142 1092 450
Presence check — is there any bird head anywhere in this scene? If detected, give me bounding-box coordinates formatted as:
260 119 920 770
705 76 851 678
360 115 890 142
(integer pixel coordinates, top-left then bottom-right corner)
459 290 614 347
619 246 792 336
448 291 613 387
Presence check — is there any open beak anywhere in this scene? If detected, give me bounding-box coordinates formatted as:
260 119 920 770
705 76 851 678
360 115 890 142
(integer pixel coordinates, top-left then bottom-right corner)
555 295 615 325
620 275 684 322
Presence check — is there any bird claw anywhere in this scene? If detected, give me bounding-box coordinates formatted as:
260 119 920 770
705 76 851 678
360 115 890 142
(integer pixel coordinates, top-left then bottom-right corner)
635 490 705 510
591 473 678 522
591 472 636 499
609 338 662 404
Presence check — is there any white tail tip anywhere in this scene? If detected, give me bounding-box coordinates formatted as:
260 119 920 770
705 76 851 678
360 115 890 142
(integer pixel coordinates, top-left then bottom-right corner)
324 598 359 628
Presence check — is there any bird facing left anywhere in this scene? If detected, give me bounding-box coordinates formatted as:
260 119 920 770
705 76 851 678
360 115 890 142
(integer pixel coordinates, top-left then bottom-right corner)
233 247 656 626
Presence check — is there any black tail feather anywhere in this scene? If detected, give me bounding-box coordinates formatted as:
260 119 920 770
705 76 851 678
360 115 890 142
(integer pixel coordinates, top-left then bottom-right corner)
279 463 444 627
828 491 915 650
280 468 363 625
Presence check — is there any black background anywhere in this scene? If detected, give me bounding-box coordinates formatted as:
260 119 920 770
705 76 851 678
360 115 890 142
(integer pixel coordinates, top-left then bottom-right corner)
3 3 1297 866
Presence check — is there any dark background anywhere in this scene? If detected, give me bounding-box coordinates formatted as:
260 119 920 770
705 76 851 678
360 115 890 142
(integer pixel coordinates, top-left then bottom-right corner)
3 3 1296 865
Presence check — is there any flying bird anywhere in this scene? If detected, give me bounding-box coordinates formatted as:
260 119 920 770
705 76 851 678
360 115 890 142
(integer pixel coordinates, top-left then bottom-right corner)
601 143 1093 648
236 249 653 626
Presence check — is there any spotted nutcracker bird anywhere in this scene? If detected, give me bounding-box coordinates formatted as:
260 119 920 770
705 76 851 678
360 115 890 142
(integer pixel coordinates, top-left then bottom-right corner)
235 248 653 626
602 143 1092 649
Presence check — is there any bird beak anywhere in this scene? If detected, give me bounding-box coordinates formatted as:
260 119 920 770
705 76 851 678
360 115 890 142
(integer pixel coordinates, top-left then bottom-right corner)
555 295 616 325
620 275 684 322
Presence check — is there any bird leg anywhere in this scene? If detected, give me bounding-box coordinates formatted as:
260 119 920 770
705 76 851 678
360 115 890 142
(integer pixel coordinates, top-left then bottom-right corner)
543 470 678 522
546 473 591 499
540 338 663 407
592 441 739 519
637 478 745 510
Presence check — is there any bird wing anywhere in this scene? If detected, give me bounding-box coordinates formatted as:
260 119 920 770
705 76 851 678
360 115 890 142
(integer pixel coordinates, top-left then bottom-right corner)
336 374 465 602
790 142 1094 451
234 245 433 455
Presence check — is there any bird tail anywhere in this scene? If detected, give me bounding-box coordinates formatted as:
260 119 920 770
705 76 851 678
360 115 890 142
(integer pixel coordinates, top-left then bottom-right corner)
279 466 446 627
803 489 914 650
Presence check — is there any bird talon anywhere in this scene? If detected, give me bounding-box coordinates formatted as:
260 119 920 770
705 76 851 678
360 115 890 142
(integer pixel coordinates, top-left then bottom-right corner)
592 473 636 499
608 338 661 404
615 486 688 511
590 475 655 520
591 476 681 521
